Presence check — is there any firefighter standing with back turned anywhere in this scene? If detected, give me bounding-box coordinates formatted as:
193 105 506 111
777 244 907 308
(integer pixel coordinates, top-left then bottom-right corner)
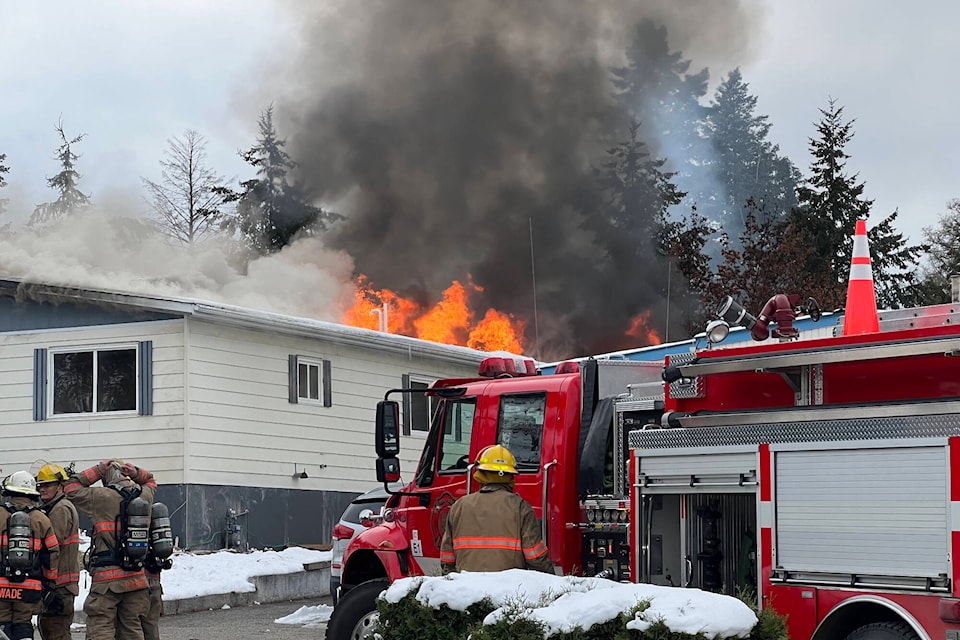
140 501 174 640
440 445 554 574
0 471 60 640
64 459 157 640
35 464 80 640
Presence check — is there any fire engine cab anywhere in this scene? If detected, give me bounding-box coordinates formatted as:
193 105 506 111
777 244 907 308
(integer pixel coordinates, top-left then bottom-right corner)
328 298 960 640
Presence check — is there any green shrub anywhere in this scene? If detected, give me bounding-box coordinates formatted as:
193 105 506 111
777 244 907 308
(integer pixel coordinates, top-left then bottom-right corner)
375 586 790 640
374 593 495 640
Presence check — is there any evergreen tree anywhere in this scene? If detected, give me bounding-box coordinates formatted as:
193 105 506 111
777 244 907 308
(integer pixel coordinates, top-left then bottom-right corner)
29 121 91 227
662 205 717 336
914 199 960 303
228 106 341 254
708 69 800 233
143 130 230 244
791 100 922 310
588 121 686 342
611 21 711 219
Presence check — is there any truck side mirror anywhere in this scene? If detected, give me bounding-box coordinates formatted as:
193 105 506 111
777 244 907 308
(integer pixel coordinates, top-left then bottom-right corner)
376 457 401 483
376 400 401 457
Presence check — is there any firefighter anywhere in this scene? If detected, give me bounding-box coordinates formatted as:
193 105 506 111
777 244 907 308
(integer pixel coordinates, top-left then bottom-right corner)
440 444 554 574
0 471 60 640
35 463 80 640
64 459 157 640
140 502 174 640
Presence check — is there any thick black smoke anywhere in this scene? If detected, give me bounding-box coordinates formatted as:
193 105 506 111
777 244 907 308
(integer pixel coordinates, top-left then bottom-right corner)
275 0 759 359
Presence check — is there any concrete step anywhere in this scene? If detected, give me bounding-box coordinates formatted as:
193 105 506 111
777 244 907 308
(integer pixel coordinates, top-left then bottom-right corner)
73 560 330 623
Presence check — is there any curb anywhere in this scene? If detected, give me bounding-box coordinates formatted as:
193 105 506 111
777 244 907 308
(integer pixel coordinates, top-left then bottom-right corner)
73 561 330 624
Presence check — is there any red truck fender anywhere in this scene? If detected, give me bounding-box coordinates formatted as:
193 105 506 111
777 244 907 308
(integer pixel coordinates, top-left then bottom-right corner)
341 519 423 588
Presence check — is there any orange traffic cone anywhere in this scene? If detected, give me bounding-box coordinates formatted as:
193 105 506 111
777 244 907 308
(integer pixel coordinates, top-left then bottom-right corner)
842 219 880 336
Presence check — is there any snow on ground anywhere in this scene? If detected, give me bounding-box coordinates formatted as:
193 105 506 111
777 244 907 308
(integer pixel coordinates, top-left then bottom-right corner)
75 531 332 615
385 570 758 639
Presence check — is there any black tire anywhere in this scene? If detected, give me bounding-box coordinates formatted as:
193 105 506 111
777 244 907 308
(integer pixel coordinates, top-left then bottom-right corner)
325 578 389 640
846 621 920 640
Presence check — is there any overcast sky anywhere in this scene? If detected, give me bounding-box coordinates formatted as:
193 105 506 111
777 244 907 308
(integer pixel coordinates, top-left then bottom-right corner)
1 1 957 244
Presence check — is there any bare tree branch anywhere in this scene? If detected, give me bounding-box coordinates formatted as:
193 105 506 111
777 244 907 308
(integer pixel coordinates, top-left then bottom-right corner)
142 130 229 244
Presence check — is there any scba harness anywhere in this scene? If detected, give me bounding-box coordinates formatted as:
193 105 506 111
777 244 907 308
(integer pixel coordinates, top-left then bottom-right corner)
1 503 40 583
90 486 151 572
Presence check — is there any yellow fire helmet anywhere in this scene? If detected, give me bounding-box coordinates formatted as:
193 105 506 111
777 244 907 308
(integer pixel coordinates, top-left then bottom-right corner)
475 444 518 475
36 463 68 485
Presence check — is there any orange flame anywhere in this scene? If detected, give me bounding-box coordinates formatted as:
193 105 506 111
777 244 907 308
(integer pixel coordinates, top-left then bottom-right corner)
625 310 662 346
343 275 526 353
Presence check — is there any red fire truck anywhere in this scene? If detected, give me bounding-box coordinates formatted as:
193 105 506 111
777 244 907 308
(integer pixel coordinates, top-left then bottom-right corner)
328 300 960 640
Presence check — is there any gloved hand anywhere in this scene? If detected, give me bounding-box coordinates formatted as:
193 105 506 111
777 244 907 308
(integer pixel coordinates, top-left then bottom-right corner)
97 459 114 475
121 462 140 480
42 589 64 615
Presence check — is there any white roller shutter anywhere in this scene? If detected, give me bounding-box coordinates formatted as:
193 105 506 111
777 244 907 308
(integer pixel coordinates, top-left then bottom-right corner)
638 449 757 494
775 444 948 578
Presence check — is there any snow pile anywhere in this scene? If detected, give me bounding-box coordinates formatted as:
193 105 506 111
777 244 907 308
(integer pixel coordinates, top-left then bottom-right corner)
385 569 757 638
76 544 332 608
274 603 335 627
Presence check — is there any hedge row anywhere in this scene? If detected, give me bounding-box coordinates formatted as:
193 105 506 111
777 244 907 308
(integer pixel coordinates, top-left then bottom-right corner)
374 579 788 640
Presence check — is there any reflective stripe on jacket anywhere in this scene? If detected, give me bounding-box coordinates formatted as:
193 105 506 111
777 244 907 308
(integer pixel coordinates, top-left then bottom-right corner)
0 496 60 602
64 465 156 592
440 483 553 574
41 494 81 595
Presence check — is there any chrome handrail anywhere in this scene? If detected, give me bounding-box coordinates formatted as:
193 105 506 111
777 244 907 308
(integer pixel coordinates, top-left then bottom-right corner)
542 460 558 546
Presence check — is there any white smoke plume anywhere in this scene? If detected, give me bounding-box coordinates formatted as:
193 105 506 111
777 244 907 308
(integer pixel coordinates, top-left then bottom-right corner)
0 207 356 320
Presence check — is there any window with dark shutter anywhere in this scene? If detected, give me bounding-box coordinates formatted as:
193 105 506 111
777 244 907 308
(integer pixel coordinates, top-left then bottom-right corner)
402 374 437 434
34 342 152 420
289 355 332 407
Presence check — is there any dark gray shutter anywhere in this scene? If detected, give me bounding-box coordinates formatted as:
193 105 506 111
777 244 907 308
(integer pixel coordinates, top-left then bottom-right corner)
33 348 47 421
322 359 333 407
138 341 154 416
401 373 411 435
288 355 299 404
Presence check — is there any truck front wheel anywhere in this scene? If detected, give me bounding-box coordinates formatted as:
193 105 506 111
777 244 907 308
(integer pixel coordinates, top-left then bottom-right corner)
845 621 920 640
325 578 390 640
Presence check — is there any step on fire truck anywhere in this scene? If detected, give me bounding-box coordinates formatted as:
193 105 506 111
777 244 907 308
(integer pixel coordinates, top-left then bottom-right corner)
328 298 960 640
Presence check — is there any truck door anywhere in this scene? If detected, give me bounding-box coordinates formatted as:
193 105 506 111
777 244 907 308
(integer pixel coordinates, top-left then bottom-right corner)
404 396 478 575
492 390 564 570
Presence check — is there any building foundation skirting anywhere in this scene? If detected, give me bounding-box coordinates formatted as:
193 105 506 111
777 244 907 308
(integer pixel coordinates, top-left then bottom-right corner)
156 484 361 551
75 484 361 552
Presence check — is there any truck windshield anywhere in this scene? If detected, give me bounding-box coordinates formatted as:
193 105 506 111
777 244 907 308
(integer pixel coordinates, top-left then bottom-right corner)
415 397 477 485
497 393 546 472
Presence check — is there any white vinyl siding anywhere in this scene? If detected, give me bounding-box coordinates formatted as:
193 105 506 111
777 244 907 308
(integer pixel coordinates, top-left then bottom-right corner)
774 444 948 578
0 320 186 481
186 320 479 493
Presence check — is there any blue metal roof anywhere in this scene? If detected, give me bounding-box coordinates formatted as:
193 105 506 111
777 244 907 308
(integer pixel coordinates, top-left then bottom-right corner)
539 313 838 374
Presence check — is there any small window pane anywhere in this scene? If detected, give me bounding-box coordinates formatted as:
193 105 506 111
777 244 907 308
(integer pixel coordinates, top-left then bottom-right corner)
53 351 94 414
497 394 546 472
298 363 309 399
97 349 137 412
309 365 320 400
298 361 322 401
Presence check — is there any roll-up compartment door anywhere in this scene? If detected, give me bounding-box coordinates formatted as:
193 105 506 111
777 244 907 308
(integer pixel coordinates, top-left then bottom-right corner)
775 444 948 578
637 449 757 494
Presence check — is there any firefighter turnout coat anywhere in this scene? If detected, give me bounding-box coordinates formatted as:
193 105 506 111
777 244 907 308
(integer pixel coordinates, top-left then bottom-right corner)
440 483 554 574
40 495 80 597
64 466 157 593
0 495 60 603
